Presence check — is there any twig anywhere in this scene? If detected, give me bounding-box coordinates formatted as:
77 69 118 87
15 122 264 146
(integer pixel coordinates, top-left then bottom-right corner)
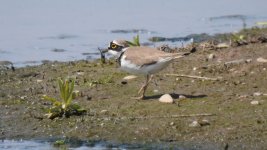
165 74 222 81
101 113 216 120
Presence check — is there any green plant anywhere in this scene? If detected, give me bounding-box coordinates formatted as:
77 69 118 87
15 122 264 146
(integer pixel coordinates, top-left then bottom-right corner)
126 35 140 46
256 21 267 26
53 140 65 147
231 33 247 45
42 78 86 119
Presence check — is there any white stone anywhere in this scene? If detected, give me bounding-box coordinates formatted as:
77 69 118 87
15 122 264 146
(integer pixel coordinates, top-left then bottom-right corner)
251 100 259 105
245 59 252 63
100 110 108 114
122 75 138 80
159 94 174 103
170 122 175 126
257 57 267 63
77 72 85 76
216 43 230 48
36 79 43 83
189 121 201 127
153 89 159 93
208 54 215 60
199 119 210 126
178 95 186 99
253 92 262 96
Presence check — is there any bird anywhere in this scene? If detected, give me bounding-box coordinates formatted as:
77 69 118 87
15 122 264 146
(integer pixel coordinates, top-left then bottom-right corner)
102 39 188 100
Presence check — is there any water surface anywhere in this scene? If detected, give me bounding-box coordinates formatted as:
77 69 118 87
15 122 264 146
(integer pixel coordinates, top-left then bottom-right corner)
0 0 267 67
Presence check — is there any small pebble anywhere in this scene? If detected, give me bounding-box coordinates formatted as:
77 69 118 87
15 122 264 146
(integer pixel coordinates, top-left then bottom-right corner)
20 96 27 100
245 59 252 63
257 57 267 63
199 119 210 126
189 121 201 127
159 94 174 103
208 54 215 60
76 72 85 76
253 92 262 96
36 79 43 83
216 43 230 48
121 75 138 84
251 100 259 105
122 75 137 80
153 89 159 93
100 110 108 114
178 95 186 99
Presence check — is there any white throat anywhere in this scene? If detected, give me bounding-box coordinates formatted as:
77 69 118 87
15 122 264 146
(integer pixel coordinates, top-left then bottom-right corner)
108 47 128 58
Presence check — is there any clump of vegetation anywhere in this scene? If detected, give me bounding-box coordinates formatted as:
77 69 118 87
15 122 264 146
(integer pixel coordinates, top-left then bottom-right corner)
88 75 114 87
126 35 140 46
53 140 66 147
231 33 247 46
42 78 86 119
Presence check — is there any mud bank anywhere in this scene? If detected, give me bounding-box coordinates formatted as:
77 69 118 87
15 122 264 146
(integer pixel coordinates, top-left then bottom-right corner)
0 28 267 149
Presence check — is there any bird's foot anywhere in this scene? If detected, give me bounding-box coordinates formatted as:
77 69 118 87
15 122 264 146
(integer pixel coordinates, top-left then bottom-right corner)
131 95 146 100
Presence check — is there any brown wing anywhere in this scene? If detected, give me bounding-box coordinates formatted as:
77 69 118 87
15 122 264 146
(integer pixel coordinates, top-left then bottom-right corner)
123 47 181 66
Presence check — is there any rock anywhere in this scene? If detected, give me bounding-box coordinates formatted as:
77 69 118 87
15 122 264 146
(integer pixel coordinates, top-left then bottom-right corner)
216 43 230 49
253 92 262 96
251 100 260 105
257 57 267 63
178 95 186 99
36 79 43 83
122 75 137 80
121 80 127 84
199 119 210 126
121 75 138 84
207 54 215 60
245 59 252 63
189 121 201 127
153 89 159 93
159 94 174 103
76 72 85 76
100 110 108 114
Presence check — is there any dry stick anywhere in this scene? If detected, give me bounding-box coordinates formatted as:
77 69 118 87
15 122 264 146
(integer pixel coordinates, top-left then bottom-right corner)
104 113 216 120
165 74 222 81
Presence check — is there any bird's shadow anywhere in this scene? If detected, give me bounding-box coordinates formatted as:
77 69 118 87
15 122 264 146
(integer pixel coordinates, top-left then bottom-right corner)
143 93 207 100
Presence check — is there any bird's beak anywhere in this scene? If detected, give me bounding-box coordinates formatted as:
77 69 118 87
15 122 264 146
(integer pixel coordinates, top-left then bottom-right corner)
98 48 109 53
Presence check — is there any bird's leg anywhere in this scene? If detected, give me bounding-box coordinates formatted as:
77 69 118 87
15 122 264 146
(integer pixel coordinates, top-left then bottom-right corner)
133 74 153 100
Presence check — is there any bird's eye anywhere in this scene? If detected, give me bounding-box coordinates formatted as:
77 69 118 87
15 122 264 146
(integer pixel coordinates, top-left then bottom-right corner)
111 43 117 49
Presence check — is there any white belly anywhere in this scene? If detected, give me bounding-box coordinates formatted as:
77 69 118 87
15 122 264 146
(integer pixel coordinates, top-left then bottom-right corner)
120 56 173 75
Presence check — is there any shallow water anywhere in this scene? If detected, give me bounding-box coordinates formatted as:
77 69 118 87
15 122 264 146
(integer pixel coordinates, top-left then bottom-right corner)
0 140 125 150
0 139 221 150
0 0 267 66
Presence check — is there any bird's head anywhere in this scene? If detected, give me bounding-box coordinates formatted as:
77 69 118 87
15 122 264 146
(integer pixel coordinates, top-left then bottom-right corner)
102 39 130 56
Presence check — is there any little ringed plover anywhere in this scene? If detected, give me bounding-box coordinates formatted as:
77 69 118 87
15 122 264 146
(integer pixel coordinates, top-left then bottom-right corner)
102 39 188 100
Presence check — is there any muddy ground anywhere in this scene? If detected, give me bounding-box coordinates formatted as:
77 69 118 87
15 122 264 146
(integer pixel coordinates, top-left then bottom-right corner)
0 28 267 149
